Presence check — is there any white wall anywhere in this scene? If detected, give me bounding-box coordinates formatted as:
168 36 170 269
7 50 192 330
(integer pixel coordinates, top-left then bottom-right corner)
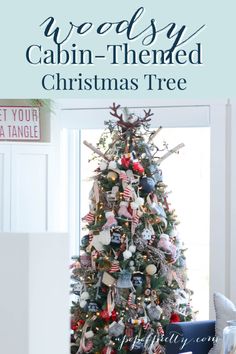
0 105 69 354
0 144 59 233
229 100 236 303
0 146 11 230
0 233 69 354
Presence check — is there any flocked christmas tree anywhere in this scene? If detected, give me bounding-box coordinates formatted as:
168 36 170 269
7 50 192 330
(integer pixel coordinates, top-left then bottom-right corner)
70 104 194 354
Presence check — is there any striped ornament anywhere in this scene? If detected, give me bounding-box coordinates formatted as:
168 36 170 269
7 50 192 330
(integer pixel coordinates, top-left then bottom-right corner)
123 186 133 200
156 322 164 336
143 322 151 330
109 260 120 273
127 292 137 309
131 214 140 234
132 213 140 225
152 343 163 354
119 171 129 182
82 212 95 224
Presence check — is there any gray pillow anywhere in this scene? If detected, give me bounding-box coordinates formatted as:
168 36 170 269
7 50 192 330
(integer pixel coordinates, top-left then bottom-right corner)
209 292 236 354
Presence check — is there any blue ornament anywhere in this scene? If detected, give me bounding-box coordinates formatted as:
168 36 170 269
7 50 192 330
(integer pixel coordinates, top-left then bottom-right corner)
132 272 144 288
156 204 166 218
111 231 121 245
81 235 89 247
149 203 166 218
88 302 99 312
140 176 155 194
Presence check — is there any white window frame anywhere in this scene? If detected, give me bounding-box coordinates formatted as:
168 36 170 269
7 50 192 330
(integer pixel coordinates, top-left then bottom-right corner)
56 98 234 319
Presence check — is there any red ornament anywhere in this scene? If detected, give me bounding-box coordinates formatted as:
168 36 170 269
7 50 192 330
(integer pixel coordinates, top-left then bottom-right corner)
170 313 181 323
71 320 77 330
121 155 131 168
100 309 110 321
71 324 78 331
111 309 117 321
132 161 145 174
78 319 85 326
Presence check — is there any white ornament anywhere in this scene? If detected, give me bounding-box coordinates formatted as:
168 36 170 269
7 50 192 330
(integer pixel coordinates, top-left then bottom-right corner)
98 229 111 245
136 197 144 206
130 201 139 210
160 233 170 242
174 289 189 305
129 245 136 253
126 170 134 179
142 228 152 241
79 300 87 308
146 264 157 275
123 250 132 260
130 266 135 272
129 260 135 266
91 236 104 251
108 161 117 170
103 211 118 229
100 161 108 171
84 330 94 339
147 303 163 321
80 292 90 301
105 211 114 218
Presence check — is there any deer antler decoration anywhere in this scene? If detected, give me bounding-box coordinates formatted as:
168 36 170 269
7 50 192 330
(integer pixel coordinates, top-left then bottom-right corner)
109 103 153 131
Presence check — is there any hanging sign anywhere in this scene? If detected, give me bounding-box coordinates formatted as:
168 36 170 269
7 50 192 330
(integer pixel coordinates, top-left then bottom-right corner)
0 106 40 141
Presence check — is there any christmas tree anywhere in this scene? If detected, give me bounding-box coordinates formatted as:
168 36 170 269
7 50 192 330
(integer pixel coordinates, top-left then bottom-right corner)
70 104 194 354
